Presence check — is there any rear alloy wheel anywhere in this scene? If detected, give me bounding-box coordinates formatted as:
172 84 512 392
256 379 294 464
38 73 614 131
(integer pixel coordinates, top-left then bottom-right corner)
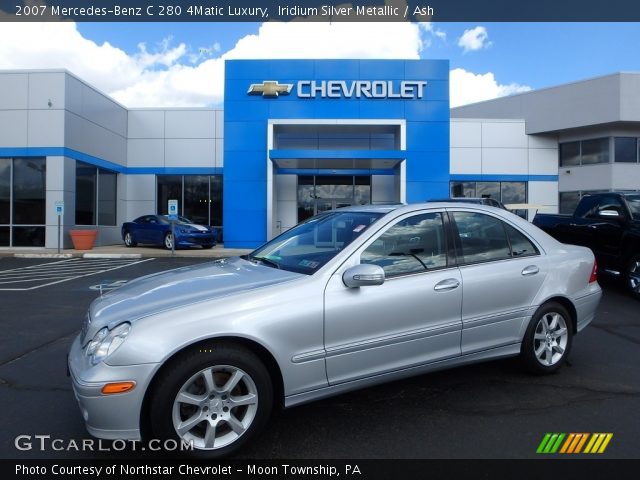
521 302 573 374
150 345 273 457
625 255 640 301
164 232 174 250
123 231 137 247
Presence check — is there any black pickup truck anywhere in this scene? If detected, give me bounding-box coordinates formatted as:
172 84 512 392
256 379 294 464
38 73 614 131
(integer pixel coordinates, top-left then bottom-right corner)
533 192 640 299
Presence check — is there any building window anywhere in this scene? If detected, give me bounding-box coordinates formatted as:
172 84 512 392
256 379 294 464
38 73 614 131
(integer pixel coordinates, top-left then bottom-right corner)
75 162 118 226
450 181 527 218
614 137 639 163
581 138 610 165
0 157 46 247
156 175 223 229
559 138 610 166
559 142 580 167
273 124 400 150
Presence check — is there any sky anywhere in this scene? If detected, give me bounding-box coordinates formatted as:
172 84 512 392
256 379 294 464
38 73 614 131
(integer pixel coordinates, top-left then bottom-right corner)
0 20 639 108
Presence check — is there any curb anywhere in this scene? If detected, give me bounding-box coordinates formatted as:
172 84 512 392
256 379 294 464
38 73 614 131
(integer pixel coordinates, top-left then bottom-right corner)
13 253 74 259
82 253 143 259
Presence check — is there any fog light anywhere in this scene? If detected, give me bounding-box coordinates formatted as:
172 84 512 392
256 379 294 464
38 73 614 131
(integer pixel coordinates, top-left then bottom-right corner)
101 381 136 395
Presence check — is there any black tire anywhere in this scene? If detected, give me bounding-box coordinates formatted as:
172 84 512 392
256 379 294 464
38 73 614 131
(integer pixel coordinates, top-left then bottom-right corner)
164 232 173 250
625 254 640 301
521 302 573 375
149 344 273 458
202 245 214 250
123 231 137 247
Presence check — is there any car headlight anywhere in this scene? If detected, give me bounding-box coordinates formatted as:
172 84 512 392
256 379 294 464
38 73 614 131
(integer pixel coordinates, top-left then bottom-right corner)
85 323 131 365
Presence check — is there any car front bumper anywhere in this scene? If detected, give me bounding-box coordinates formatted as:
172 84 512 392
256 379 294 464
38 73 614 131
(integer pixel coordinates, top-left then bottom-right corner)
68 335 159 440
175 232 216 247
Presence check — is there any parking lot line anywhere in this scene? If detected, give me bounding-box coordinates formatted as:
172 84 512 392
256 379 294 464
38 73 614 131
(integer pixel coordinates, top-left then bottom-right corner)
0 258 155 291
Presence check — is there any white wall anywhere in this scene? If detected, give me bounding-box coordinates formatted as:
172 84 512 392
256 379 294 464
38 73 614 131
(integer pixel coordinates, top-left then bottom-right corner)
64 73 127 166
127 108 221 169
274 174 297 234
528 181 559 214
119 174 156 229
450 118 558 177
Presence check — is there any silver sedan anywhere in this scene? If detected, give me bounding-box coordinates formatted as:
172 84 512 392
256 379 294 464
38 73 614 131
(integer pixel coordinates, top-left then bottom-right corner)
68 203 601 456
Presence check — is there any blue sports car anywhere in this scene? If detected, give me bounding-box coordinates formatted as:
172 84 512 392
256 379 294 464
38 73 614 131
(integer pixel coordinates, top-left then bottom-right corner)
121 215 217 249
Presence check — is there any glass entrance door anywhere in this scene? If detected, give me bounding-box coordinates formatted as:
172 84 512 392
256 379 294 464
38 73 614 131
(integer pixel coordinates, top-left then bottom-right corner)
297 175 371 222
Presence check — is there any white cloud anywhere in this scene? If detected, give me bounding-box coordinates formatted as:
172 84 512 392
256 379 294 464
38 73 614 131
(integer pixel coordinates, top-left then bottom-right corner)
457 26 492 53
419 22 447 49
0 21 426 107
0 21 528 109
450 68 531 107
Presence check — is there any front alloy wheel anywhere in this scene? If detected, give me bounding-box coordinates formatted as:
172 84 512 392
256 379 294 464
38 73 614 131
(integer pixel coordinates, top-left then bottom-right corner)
172 365 258 450
150 344 273 457
522 302 573 374
164 232 174 250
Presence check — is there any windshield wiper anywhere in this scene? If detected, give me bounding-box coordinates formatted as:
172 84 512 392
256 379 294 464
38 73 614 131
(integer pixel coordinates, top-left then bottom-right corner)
247 255 281 269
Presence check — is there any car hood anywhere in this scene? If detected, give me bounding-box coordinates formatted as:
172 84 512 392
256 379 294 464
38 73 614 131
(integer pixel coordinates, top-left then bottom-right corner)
178 223 210 232
85 257 303 340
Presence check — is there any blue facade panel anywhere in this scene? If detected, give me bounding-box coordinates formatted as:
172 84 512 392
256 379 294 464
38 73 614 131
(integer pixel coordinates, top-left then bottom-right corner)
224 59 450 248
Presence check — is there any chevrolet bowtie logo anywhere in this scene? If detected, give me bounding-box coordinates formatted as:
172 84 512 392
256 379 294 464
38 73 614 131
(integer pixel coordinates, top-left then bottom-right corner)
247 81 293 97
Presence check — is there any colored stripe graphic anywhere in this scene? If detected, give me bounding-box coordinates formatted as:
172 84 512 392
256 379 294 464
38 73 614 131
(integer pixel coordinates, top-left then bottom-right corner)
537 433 565 454
536 433 552 453
573 433 589 453
584 433 614 454
538 433 613 454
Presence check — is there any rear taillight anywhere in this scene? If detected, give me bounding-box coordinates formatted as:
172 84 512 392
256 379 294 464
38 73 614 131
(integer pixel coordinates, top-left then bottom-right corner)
589 260 598 283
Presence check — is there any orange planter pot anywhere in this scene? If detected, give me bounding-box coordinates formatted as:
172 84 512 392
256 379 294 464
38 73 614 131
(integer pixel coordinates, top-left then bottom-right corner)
69 230 97 250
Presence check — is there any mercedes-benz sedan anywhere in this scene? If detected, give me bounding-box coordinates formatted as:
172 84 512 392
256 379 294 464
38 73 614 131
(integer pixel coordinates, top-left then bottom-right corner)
69 203 601 457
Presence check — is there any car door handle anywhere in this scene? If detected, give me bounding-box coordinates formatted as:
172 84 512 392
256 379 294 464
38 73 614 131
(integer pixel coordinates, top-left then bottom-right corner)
434 278 460 291
521 265 540 276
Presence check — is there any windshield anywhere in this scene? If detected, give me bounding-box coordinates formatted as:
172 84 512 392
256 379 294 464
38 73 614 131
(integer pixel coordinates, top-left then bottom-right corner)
246 210 384 275
626 195 640 220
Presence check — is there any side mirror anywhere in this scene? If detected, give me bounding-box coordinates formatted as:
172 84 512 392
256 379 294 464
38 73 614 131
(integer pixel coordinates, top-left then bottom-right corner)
342 264 385 288
599 210 621 219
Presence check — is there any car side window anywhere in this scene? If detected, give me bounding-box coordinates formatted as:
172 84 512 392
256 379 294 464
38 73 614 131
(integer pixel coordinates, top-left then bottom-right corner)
504 223 539 257
361 212 448 278
452 212 511 264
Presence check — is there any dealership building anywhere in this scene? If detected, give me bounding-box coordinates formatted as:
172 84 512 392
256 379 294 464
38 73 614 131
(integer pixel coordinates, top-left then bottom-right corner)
0 59 639 249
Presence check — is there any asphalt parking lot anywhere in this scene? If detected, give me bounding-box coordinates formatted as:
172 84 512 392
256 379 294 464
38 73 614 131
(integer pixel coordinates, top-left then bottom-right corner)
0 255 638 459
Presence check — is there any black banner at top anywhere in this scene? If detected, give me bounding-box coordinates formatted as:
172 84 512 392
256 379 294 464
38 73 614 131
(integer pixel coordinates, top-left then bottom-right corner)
1 0 640 22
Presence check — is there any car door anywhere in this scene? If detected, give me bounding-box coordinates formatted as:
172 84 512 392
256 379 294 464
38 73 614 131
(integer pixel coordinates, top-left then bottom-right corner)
323 210 463 385
449 210 547 354
133 216 151 243
584 194 627 269
146 215 165 244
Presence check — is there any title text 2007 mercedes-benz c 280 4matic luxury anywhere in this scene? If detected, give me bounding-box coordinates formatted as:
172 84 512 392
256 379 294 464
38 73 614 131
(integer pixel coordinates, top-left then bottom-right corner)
68 203 601 456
